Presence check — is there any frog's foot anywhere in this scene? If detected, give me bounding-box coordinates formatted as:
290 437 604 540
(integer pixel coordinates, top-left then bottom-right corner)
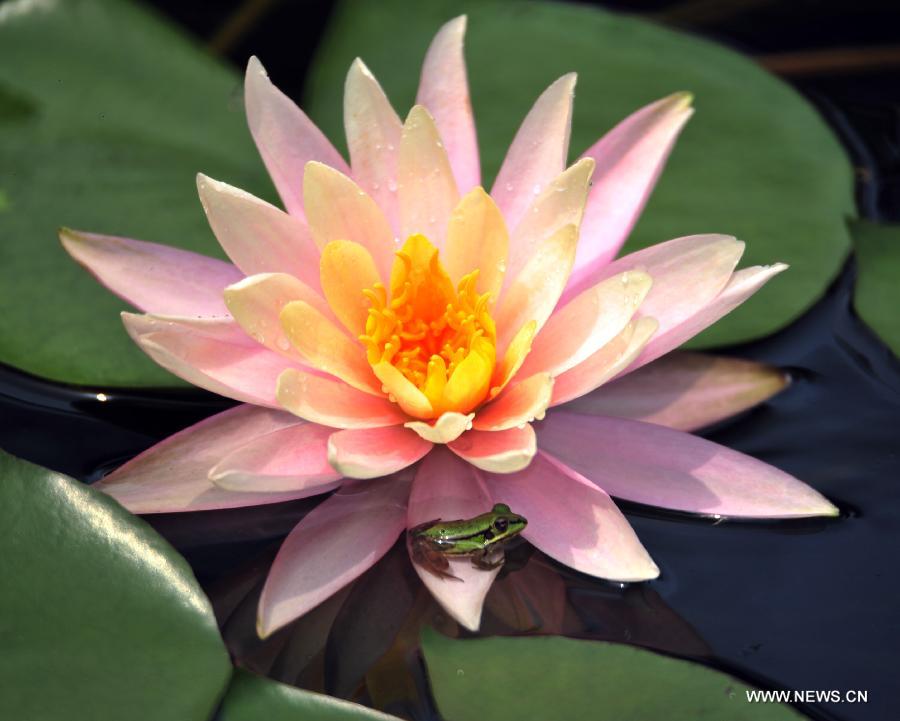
471 548 505 571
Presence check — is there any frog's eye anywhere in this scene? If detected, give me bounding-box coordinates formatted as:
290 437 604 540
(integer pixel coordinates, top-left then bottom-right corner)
494 518 509 533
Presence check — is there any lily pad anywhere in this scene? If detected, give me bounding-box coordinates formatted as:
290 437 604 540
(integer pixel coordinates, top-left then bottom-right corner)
306 0 854 348
218 669 402 721
0 449 232 721
0 0 271 386
420 628 802 721
851 220 900 356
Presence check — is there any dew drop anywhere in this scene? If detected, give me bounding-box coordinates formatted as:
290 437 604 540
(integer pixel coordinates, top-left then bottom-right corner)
276 337 290 351
532 183 541 195
372 181 380 191
387 143 395 151
504 182 514 192
387 179 398 192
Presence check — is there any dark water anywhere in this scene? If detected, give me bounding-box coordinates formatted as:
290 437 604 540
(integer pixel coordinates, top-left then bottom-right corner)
3 21 900 721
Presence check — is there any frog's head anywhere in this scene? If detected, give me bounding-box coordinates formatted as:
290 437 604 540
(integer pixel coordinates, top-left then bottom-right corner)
486 503 527 545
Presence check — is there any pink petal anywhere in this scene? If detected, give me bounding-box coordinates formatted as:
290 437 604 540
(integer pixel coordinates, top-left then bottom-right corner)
565 351 789 432
209 422 343 492
398 105 460 247
224 272 333 362
449 425 536 473
328 426 432 479
245 56 350 218
408 448 498 631
491 74 576 230
632 263 789 372
494 224 578 353
538 411 839 518
416 15 480 192
196 174 321 290
60 228 240 316
303 162 397 280
122 313 291 407
506 158 594 287
551 316 658 406
482 452 659 581
518 270 651 378
564 233 744 324
344 58 403 233
94 404 308 513
276 367 407 429
257 475 410 637
473 373 553 431
569 93 694 290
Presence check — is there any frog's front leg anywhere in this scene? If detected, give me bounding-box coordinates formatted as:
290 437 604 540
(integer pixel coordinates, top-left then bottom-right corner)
470 546 505 571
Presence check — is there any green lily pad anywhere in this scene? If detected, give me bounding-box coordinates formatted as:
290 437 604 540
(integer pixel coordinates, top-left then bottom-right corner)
306 0 854 348
851 220 900 356
0 0 271 386
218 669 402 721
420 628 802 721
0 450 232 721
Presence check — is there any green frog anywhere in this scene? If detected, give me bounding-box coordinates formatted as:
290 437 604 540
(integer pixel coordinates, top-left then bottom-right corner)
408 503 527 580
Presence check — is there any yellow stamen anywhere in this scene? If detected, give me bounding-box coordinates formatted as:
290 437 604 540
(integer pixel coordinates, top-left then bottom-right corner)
359 234 496 419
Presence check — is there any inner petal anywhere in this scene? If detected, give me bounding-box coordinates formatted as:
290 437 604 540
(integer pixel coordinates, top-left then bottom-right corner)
360 234 497 419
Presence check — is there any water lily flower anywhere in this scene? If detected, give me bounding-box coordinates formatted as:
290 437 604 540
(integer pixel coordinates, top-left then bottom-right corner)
61 16 838 636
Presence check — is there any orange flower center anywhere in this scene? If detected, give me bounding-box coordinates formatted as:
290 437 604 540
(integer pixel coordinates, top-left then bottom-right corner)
359 234 496 419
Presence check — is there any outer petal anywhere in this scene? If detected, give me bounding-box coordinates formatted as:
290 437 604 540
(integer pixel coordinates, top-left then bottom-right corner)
280 300 381 395
277 368 407 428
633 263 789 371
565 233 744 331
407 448 498 631
551 316 658 406
416 15 480 192
569 92 694 289
196 174 321 289
565 352 789 432
122 313 290 407
518 270 652 378
448 425 536 473
94 405 308 513
538 411 839 518
60 228 240 316
482 452 659 581
506 157 594 286
473 373 553 431
328 426 432 479
257 474 409 637
405 412 474 444
443 187 509 301
245 56 350 218
224 272 332 362
491 74 576 230
303 162 397 280
398 105 460 247
494 224 578 353
344 58 403 232
209 422 342 493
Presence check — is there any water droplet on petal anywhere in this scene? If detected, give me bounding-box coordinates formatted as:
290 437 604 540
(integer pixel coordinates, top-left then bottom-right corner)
532 183 541 195
387 179 398 192
276 337 290 351
504 182 514 192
